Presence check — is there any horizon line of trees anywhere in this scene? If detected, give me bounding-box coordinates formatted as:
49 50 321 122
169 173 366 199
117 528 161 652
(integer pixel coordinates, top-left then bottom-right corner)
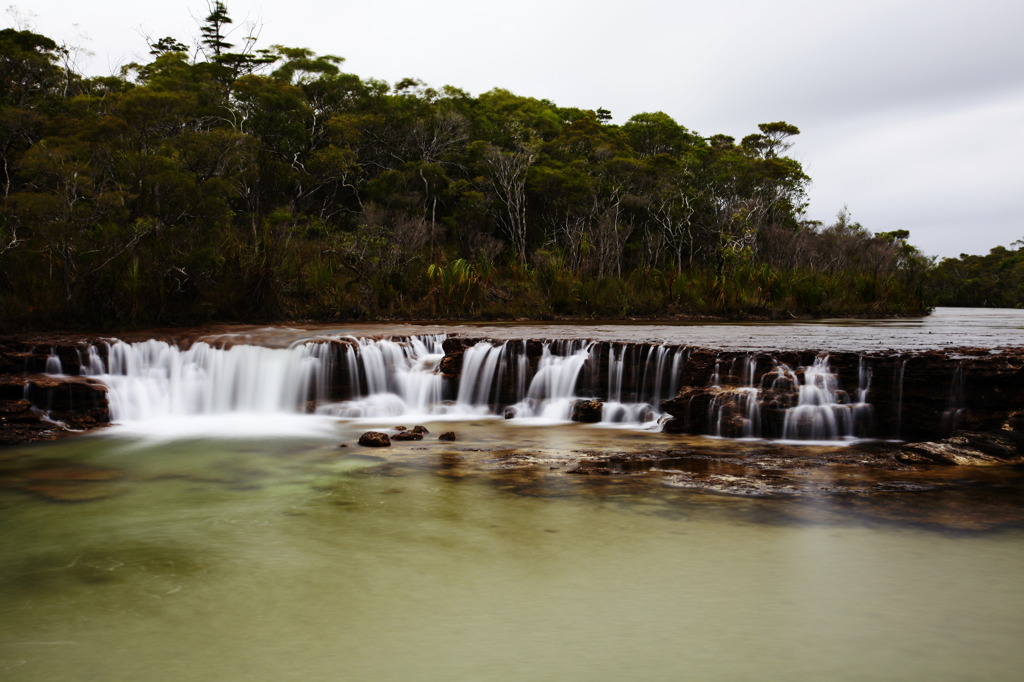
927 242 1024 308
0 3 935 331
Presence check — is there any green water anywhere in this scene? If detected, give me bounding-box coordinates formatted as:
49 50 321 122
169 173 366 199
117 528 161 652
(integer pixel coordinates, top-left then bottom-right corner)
1 426 1022 681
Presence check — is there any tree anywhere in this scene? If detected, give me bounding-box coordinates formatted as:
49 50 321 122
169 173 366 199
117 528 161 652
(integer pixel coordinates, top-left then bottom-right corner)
147 36 189 57
199 1 234 58
482 140 537 266
755 121 800 158
0 28 65 107
622 111 696 158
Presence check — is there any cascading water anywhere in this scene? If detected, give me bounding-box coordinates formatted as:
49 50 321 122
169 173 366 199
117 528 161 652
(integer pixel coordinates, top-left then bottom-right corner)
45 351 63 375
941 364 965 435
893 357 908 438
708 355 761 438
87 339 330 421
780 355 871 441
601 345 651 423
72 333 884 441
508 340 594 420
455 341 510 413
319 335 446 418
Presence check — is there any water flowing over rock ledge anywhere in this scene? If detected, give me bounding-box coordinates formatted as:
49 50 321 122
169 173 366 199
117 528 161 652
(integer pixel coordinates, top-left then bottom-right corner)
1 331 1022 470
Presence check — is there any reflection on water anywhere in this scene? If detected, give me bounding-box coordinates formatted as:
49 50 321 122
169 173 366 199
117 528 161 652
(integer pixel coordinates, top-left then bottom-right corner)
1 427 1023 681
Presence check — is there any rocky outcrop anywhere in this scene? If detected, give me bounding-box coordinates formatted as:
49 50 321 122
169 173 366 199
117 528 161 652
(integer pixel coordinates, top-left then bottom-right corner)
0 374 109 445
659 347 1024 443
897 430 1024 466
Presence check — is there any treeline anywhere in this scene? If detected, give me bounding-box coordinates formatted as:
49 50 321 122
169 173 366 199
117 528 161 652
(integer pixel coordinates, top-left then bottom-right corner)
0 4 930 330
927 243 1024 308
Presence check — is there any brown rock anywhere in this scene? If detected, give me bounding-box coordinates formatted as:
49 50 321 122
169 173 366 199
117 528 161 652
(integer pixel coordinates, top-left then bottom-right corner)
900 441 1003 466
392 430 423 441
438 431 457 441
357 431 391 447
570 399 603 423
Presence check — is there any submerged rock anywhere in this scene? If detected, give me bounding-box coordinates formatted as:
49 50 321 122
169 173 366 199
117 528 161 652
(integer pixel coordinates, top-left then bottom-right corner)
392 430 423 441
358 431 391 447
0 460 124 502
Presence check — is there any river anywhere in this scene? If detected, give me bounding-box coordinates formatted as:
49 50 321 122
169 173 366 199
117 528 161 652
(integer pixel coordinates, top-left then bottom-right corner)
1 308 1022 680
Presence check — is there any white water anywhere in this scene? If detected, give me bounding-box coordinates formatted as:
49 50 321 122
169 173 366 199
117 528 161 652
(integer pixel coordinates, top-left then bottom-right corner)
87 340 324 420
781 355 873 441
80 339 339 438
80 335 881 440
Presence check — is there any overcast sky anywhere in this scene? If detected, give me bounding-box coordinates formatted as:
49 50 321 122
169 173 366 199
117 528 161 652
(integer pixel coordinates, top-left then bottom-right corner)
14 0 1024 259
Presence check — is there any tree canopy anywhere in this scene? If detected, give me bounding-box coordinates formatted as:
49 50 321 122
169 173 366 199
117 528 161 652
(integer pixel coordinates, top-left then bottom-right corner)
927 242 1024 308
0 5 933 330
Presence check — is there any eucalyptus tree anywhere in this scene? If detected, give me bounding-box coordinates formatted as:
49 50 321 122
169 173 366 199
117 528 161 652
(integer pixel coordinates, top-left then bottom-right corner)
480 138 538 266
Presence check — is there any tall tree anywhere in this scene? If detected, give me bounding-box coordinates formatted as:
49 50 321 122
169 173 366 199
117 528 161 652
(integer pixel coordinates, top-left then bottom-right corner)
199 1 234 58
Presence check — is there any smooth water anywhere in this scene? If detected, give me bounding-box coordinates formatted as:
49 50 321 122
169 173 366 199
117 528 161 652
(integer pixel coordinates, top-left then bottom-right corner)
168 306 1024 351
2 424 1022 681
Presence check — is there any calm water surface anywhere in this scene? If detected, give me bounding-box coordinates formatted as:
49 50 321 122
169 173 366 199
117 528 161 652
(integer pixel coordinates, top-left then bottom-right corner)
172 306 1024 351
1 423 1022 681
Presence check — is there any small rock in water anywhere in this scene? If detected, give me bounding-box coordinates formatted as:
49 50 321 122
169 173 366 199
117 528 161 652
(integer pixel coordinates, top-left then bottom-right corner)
394 425 407 431
438 431 457 441
570 399 604 423
338 443 348 447
358 431 391 447
392 431 423 441
412 425 430 434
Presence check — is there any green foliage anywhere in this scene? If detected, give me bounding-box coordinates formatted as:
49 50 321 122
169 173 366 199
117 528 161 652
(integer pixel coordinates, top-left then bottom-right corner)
927 242 1024 308
0 10 933 331
427 258 481 314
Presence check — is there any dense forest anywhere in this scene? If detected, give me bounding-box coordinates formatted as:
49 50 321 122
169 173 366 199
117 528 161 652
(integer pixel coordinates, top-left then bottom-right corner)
927 243 1024 308
0 3 935 331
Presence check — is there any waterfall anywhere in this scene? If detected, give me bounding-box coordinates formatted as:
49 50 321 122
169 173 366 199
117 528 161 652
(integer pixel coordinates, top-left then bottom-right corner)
455 341 508 412
508 340 593 420
597 343 686 426
893 357 908 438
319 335 446 418
45 350 63 375
607 345 624 403
88 339 329 421
941 364 965 434
75 333 884 440
707 355 761 438
781 355 865 441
